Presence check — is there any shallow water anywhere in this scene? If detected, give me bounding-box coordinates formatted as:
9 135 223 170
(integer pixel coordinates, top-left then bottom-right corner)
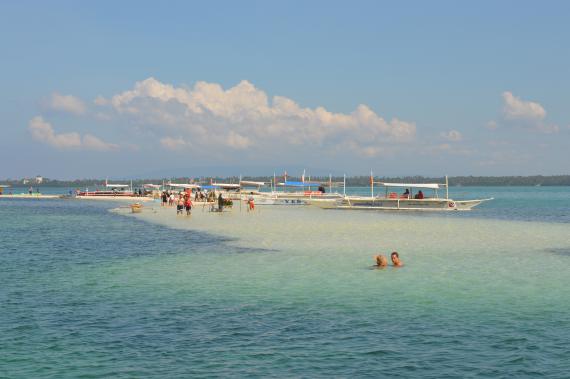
1 190 570 378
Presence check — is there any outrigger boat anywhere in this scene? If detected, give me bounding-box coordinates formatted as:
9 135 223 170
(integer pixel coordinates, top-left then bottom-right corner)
254 171 344 205
310 176 492 211
77 180 133 197
76 180 152 201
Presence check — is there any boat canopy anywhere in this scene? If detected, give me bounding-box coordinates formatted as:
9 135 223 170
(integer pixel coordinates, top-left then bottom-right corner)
278 181 321 187
378 182 443 189
143 184 161 189
212 183 241 189
168 182 201 189
240 180 265 187
106 184 130 188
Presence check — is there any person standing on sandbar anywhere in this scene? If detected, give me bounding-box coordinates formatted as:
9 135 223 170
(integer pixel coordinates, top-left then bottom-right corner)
218 193 223 211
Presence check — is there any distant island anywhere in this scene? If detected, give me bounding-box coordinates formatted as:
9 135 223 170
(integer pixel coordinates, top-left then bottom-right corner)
2 175 569 187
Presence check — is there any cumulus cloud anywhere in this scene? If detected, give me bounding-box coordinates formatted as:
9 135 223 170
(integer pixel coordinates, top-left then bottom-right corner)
47 93 86 115
502 91 545 121
501 91 558 133
103 77 416 155
440 130 462 142
28 116 118 151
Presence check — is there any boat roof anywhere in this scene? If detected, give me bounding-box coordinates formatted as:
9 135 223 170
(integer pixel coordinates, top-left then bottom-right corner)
240 180 265 187
168 182 201 189
212 183 241 189
377 182 443 189
278 181 321 187
143 184 161 188
106 184 130 188
0 185 10 188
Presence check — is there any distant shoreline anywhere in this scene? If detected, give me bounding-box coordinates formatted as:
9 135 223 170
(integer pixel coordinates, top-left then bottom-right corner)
2 175 569 187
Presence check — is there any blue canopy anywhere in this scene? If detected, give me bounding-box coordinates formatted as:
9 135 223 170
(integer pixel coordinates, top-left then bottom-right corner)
279 181 321 187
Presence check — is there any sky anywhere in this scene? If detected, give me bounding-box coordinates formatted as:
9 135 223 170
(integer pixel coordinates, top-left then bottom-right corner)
1 0 569 179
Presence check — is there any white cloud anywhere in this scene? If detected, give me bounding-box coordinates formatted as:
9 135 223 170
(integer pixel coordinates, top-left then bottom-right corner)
160 136 191 150
47 93 86 115
501 91 558 133
502 91 545 121
440 130 462 142
82 134 119 151
28 116 118 151
29 116 82 148
94 96 109 106
104 77 416 156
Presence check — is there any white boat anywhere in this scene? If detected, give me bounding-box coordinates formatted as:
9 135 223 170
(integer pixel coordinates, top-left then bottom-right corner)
76 180 152 201
310 177 492 211
262 171 344 205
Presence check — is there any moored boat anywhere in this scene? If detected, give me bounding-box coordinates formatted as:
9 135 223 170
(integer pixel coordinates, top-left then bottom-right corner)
310 177 492 211
76 180 152 201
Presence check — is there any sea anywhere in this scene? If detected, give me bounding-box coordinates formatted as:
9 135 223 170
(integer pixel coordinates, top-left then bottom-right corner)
1 186 569 378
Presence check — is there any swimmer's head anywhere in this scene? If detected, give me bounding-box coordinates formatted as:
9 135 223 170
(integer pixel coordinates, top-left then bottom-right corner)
375 255 388 267
391 251 401 265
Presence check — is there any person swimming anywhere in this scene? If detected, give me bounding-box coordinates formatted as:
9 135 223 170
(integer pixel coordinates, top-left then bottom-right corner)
373 254 388 268
391 251 403 267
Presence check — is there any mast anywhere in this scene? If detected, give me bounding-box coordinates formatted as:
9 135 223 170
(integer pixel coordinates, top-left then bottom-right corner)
445 175 449 199
343 174 346 197
370 169 374 198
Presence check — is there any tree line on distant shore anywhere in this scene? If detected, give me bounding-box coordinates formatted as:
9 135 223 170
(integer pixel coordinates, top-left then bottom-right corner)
2 175 570 187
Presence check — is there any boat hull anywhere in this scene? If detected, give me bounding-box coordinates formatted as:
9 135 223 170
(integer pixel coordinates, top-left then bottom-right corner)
310 197 492 211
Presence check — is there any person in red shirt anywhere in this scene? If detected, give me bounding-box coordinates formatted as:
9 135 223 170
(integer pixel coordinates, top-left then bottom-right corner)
185 196 192 215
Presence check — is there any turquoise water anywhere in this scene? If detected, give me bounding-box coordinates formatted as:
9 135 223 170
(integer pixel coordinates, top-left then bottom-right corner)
1 187 569 378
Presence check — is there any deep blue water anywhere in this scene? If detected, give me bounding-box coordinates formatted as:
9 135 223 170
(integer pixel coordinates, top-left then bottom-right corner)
1 188 569 378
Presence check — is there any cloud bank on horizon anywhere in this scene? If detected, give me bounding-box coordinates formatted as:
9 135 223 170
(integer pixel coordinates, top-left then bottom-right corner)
27 78 565 173
31 78 418 156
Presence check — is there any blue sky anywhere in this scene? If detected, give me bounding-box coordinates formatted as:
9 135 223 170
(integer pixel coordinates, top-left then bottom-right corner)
1 1 569 179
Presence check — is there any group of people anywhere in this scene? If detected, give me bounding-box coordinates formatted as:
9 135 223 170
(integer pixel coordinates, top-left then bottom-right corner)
160 191 176 206
402 189 424 199
374 251 403 268
160 190 193 215
194 190 217 202
176 192 193 215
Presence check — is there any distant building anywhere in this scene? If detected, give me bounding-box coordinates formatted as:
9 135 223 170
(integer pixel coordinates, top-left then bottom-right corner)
35 176 43 184
22 179 30 184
